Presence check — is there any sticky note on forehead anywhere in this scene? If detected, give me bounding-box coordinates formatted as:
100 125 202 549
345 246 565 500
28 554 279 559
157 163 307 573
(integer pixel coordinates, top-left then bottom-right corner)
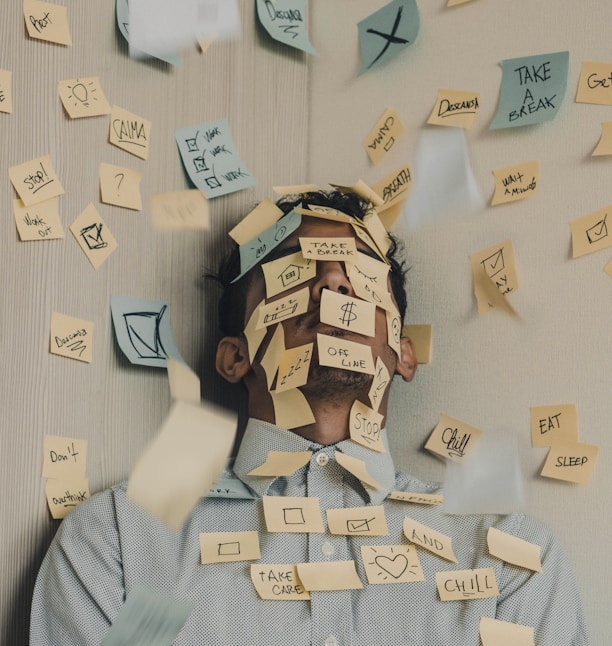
229 198 283 245
299 237 358 259
261 251 315 298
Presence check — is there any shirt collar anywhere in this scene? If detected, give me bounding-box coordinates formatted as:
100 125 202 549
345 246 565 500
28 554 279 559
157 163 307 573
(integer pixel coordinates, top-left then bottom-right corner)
233 418 396 505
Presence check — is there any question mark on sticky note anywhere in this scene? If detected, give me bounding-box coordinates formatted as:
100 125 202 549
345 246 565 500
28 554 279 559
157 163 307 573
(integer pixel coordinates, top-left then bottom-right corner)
115 173 125 194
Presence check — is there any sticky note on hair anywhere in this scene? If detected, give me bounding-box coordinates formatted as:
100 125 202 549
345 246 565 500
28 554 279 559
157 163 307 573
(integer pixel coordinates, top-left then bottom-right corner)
229 198 283 245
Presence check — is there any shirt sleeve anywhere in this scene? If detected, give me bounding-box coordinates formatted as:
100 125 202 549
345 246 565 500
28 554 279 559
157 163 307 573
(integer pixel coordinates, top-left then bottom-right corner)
494 514 590 645
30 488 126 645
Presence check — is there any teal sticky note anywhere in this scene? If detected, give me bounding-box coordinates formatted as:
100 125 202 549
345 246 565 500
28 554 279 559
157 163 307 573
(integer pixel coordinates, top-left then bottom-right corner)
110 295 185 368
489 51 569 129
358 0 419 75
175 118 257 199
100 586 192 646
256 0 318 55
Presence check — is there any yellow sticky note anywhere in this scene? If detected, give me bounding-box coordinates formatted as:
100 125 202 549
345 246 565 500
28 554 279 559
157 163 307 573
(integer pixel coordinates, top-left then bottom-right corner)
229 198 283 245
540 442 599 483
530 404 578 448
248 451 311 477
427 89 480 128
605 257 612 277
487 527 542 572
45 478 90 519
9 154 64 206
576 62 612 105
320 291 376 338
261 251 315 299
436 568 499 601
272 184 320 196
42 435 87 479
335 451 383 489
317 333 375 375
275 343 313 393
447 0 477 6
402 324 432 364
371 165 413 212
13 197 64 241
330 180 385 208
388 491 444 505
109 105 152 159
262 495 324 533
362 209 391 256
244 299 267 364
70 203 118 270
491 160 539 206
349 400 385 453
200 531 260 564
24 0 72 46
166 357 200 405
326 505 388 536
368 357 390 412
592 122 612 156
197 35 217 54
256 287 310 330
99 162 143 211
150 190 209 231
58 77 111 118
377 201 404 231
425 413 483 464
361 544 425 584
403 517 457 562
299 237 358 260
470 240 518 316
386 308 402 358
363 108 405 165
347 256 395 313
297 561 363 591
298 204 355 224
260 324 285 389
479 617 535 646
270 387 315 429
49 312 93 363
250 564 310 600
570 206 612 258
0 69 13 113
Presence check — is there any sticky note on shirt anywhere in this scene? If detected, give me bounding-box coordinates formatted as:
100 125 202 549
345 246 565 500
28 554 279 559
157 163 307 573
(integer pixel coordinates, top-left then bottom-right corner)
403 517 457 562
9 154 64 207
49 312 93 363
109 105 152 159
24 0 72 46
13 197 64 241
317 333 375 375
427 89 480 128
540 442 599 483
262 495 324 533
320 290 376 338
200 531 261 564
576 61 612 105
349 400 385 452
70 203 118 270
248 451 312 477
361 544 425 584
425 413 482 464
363 108 405 165
491 160 539 206
479 617 535 646
45 478 90 519
150 190 210 231
335 451 383 490
388 491 443 505
487 527 542 572
250 564 310 600
436 568 499 600
58 77 111 118
0 69 13 113
530 404 578 448
100 162 143 211
326 505 388 536
297 561 363 591
42 435 87 478
570 206 612 257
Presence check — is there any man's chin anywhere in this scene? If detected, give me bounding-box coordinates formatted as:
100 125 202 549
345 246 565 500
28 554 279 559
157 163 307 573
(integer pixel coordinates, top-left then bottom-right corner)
300 364 371 398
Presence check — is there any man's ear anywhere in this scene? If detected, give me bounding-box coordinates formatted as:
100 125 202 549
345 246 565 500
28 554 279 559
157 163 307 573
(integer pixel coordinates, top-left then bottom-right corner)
395 336 417 382
216 336 251 383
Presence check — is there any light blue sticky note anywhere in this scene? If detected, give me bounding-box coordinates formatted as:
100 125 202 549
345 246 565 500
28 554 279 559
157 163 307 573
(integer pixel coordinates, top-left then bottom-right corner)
175 119 257 199
110 295 185 368
115 0 182 67
489 51 569 129
234 209 302 282
100 586 192 646
357 0 419 75
256 0 317 55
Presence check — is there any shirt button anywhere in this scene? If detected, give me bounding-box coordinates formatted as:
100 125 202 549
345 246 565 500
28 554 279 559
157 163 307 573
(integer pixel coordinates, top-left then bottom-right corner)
315 453 329 466
324 637 338 646
321 541 335 557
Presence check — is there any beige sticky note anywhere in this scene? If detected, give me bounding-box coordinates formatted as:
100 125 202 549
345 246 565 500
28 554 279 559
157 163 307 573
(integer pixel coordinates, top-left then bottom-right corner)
570 206 612 258
272 184 320 195
530 404 578 448
362 209 391 256
260 324 285 389
349 400 385 453
197 34 217 53
402 324 432 364
326 505 388 536
447 0 477 7
109 105 152 159
491 160 539 206
350 224 386 262
13 197 64 241
298 204 355 224
378 201 404 230
386 309 402 358
228 198 283 245
244 299 267 364
70 203 118 270
250 564 311 600
605 257 612 277
100 162 143 211
388 491 444 505
363 108 405 165
42 435 87 479
331 180 385 208
480 617 535 646
487 527 542 572
150 190 209 231
256 287 309 329
0 69 12 113
24 0 72 46
261 251 315 299
576 62 612 105
45 478 90 519
299 237 358 260
427 89 480 128
470 240 518 316
297 561 363 591
275 343 313 393
9 154 64 206
49 312 93 363
248 451 311 477
540 442 599 483
361 544 425 584
347 256 395 313
425 413 483 464
167 357 200 404
403 517 457 562
270 387 315 430
368 357 390 412
317 333 375 375
436 568 499 601
320 290 376 338
592 122 612 156
200 531 260 564
58 77 111 118
371 165 413 212
335 451 383 489
262 495 324 533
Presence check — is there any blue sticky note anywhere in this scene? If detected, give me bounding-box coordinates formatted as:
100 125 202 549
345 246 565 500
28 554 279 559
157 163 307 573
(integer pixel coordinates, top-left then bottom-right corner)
110 295 185 368
256 0 318 56
357 0 419 75
175 119 257 199
489 51 569 129
234 209 302 282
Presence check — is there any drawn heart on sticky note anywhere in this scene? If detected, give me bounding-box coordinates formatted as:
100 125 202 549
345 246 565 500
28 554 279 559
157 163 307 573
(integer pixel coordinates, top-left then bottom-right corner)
375 554 408 579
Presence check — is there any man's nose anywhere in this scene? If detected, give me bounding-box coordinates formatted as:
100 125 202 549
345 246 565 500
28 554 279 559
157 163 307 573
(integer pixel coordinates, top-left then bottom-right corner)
311 261 354 302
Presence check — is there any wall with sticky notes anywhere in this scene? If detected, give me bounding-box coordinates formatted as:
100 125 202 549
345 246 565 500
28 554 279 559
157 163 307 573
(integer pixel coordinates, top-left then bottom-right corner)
1 1 610 644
